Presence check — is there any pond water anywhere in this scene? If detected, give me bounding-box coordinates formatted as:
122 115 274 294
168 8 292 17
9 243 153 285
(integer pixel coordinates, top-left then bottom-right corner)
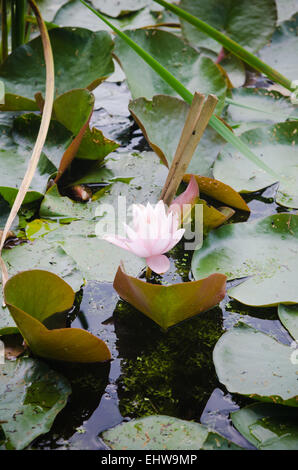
31 81 294 450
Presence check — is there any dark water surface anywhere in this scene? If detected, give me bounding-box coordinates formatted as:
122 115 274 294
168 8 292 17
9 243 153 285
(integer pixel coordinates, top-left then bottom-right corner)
32 82 294 450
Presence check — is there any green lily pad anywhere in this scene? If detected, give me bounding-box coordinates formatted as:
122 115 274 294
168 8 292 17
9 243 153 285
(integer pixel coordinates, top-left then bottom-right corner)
91 0 150 17
278 304 298 341
0 148 56 206
276 0 298 23
231 403 298 449
38 0 69 21
0 239 84 335
259 14 298 81
56 2 158 32
12 112 72 169
0 357 71 449
4 270 111 363
226 88 298 130
213 323 298 406
102 415 242 450
113 264 226 329
0 27 114 109
179 0 277 53
114 29 227 111
192 214 298 307
129 95 226 176
213 122 298 209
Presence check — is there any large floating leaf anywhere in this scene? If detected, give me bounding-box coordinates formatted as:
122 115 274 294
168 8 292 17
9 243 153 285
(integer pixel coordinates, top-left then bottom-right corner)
38 0 68 21
4 270 111 363
55 1 156 31
226 88 298 132
0 27 114 109
192 214 298 306
0 148 56 206
102 415 242 450
0 239 84 335
278 304 298 341
129 95 226 176
231 403 298 450
179 0 276 53
259 14 298 81
213 122 298 209
91 0 150 17
114 29 227 111
0 357 71 450
113 264 226 330
213 323 298 406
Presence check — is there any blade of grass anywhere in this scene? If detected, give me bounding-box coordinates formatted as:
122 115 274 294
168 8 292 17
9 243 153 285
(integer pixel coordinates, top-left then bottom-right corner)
225 97 298 121
0 0 55 287
79 0 280 181
153 0 293 92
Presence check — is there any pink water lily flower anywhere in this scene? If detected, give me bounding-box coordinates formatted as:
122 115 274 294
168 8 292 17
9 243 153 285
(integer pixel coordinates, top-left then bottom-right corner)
103 176 199 274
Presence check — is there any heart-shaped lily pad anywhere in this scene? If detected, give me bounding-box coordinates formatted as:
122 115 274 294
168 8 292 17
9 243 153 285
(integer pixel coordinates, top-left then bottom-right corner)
278 304 298 341
0 27 114 109
4 270 111 362
259 14 298 81
231 403 298 450
129 95 226 176
213 122 298 209
0 357 71 450
192 214 298 306
213 323 298 406
102 415 242 450
114 29 227 111
113 264 226 330
179 0 277 53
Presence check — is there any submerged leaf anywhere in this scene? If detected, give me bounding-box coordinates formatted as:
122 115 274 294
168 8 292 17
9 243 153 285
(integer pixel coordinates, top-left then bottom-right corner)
113 264 226 329
278 304 298 342
231 403 298 450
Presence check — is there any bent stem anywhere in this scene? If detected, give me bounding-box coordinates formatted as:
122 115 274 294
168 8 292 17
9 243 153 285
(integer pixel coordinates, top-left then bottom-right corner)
79 0 280 182
153 0 293 92
0 0 55 287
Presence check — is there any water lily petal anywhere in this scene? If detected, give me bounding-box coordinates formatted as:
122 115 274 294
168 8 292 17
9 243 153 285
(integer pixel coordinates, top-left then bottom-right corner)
169 175 199 217
146 254 170 274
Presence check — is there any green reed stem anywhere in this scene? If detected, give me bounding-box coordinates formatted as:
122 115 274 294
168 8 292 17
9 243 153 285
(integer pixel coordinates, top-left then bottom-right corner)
11 0 26 50
153 0 293 92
